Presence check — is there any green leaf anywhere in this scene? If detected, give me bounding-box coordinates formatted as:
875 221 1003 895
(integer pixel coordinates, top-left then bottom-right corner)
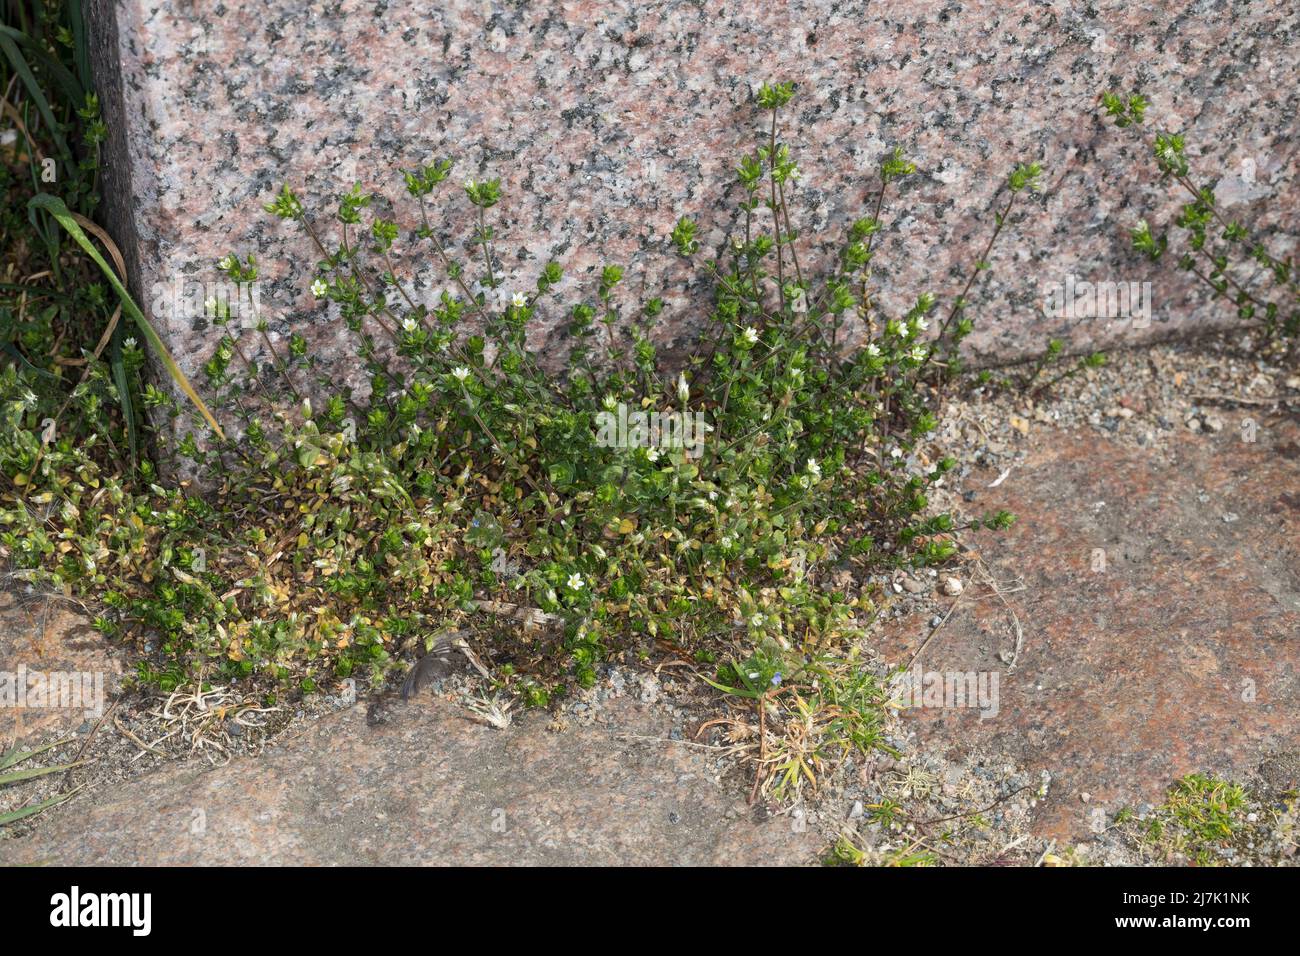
0 789 78 827
0 28 72 158
27 193 226 440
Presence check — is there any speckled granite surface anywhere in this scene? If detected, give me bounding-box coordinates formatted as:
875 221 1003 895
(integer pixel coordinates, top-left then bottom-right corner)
87 0 1298 430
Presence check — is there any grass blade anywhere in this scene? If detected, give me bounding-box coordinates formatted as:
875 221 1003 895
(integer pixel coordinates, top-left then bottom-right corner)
0 736 71 771
0 30 70 159
0 788 78 826
0 761 82 786
27 193 227 440
110 326 138 465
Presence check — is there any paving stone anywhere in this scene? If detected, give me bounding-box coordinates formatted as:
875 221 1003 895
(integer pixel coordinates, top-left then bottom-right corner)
2 695 818 865
876 417 1300 844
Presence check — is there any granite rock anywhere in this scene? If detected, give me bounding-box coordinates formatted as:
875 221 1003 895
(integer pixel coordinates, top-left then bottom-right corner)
2 695 818 866
86 0 1299 436
875 417 1300 845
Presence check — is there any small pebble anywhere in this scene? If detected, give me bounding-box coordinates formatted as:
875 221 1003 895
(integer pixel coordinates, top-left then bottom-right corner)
942 576 964 596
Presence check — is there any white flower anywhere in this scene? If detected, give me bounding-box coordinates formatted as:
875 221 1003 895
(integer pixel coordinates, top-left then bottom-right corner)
742 326 759 345
676 371 690 405
464 178 476 190
511 291 528 309
806 457 822 479
402 317 418 333
720 536 733 549
567 572 585 590
218 255 235 270
451 366 471 382
123 337 137 350
311 278 328 298
914 316 929 331
909 344 928 362
646 446 661 463
889 446 903 459
866 342 881 358
749 613 764 628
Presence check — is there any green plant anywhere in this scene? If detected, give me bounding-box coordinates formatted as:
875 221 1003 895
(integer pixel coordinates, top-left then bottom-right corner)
976 338 1107 396
1118 773 1255 866
1101 90 1298 350
0 737 81 826
2 79 1036 795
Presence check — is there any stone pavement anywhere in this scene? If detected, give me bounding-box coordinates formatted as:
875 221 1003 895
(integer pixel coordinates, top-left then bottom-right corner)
878 415 1300 843
4 408 1297 863
3 694 817 866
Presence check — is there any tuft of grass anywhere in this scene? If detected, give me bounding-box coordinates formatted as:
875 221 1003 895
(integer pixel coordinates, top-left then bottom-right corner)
1117 773 1258 866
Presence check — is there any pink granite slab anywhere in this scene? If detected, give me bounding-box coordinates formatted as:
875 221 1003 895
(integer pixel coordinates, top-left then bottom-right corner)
86 0 1299 441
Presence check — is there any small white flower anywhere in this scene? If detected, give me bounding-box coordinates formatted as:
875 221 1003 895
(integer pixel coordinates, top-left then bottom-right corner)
886 320 903 336
909 344 928 362
866 342 881 358
567 572 585 590
311 278 328 298
511 291 528 309
889 446 903 459
464 178 476 190
806 457 822 479
646 446 661 463
742 326 759 345
676 371 690 405
218 255 235 271
914 316 929 331
402 317 418 333
451 366 471 382
720 536 733 549
602 394 618 411
123 337 138 350
546 588 558 604
749 614 764 628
